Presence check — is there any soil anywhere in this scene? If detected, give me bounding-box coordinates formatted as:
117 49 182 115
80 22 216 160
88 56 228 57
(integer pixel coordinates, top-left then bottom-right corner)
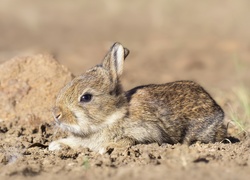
0 1 250 180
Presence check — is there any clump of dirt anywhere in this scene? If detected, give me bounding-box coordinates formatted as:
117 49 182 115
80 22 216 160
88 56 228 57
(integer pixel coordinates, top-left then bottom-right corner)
0 54 73 123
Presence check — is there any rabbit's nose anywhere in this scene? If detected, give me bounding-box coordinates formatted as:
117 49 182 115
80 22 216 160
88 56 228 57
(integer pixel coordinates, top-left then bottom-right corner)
53 107 62 119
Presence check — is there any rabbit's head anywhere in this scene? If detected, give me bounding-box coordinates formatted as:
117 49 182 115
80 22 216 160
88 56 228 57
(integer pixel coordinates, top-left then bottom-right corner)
53 43 130 136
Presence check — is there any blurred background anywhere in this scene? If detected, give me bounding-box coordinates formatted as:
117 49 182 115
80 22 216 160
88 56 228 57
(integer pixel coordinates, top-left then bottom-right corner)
0 0 250 134
0 0 249 89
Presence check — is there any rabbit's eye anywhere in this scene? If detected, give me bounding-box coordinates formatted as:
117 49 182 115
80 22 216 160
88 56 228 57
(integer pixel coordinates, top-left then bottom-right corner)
80 93 92 103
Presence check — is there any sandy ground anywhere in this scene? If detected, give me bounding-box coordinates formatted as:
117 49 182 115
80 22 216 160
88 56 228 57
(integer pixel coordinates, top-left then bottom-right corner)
0 0 250 179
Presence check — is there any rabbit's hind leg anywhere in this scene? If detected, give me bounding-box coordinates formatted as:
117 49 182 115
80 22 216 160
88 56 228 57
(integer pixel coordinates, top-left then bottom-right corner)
182 118 221 145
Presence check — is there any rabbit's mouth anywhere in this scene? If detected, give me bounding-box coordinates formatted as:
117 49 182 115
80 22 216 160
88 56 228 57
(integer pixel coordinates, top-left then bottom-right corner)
51 115 85 136
52 112 78 134
51 111 93 136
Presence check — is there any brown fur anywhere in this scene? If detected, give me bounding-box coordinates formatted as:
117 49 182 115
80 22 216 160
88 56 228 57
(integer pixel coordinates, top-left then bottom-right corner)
49 42 227 153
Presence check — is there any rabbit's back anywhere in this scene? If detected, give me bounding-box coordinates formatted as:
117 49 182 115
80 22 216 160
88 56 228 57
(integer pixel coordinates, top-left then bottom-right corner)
125 80 226 144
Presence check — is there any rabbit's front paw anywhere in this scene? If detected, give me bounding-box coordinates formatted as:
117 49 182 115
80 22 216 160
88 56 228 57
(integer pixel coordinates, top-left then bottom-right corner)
48 141 62 151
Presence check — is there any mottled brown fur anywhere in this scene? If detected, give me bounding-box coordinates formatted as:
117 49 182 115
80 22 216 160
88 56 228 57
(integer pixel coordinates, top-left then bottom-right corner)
124 81 226 145
49 42 227 153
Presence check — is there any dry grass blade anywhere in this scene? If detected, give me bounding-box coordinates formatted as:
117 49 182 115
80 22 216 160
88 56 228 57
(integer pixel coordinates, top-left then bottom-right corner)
229 86 250 134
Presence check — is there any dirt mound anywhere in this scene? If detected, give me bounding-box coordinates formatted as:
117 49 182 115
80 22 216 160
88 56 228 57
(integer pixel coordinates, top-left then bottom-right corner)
0 54 73 123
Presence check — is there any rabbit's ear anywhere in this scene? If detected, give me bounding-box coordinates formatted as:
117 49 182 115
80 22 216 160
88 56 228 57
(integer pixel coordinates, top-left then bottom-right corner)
102 42 129 82
124 47 130 59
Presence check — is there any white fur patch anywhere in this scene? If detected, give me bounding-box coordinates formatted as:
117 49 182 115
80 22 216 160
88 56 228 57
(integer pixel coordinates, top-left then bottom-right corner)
104 111 124 126
48 141 62 151
73 110 91 133
114 44 124 76
60 123 83 135
49 135 107 153
59 109 125 136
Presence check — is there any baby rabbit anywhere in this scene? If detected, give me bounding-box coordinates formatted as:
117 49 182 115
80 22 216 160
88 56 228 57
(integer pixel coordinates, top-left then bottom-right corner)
49 42 227 154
